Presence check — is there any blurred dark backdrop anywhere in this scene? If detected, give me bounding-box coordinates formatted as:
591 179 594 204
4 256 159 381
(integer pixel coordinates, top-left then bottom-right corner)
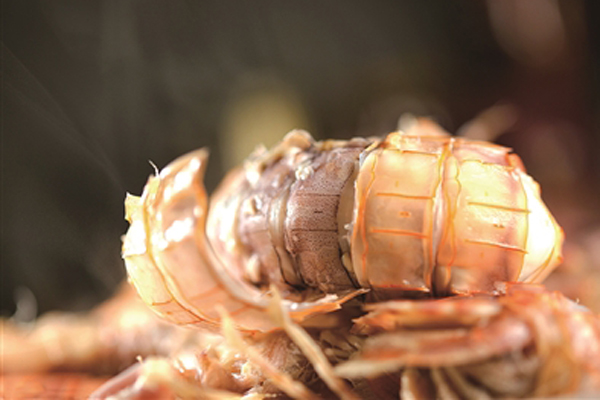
2 0 600 316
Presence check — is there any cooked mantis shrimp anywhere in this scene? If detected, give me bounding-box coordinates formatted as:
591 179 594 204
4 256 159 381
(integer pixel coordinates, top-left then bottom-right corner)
122 119 563 332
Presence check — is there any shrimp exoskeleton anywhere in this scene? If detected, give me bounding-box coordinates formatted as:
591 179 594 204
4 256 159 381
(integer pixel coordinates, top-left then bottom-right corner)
122 121 564 332
335 283 600 398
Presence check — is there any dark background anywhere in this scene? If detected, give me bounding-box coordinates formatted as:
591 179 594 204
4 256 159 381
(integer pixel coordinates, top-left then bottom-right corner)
2 0 600 316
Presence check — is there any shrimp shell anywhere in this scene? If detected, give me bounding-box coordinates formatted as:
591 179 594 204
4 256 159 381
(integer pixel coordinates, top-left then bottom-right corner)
336 284 600 398
351 130 564 297
122 122 563 331
122 146 364 332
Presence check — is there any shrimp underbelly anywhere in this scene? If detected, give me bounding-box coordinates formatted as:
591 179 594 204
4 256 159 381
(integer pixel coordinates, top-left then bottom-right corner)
207 134 371 294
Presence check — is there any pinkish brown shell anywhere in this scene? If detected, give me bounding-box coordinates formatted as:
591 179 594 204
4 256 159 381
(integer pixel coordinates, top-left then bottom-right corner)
122 122 563 332
336 284 600 398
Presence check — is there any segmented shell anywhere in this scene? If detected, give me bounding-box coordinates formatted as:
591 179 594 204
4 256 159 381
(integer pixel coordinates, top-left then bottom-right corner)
122 122 563 331
351 130 564 297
